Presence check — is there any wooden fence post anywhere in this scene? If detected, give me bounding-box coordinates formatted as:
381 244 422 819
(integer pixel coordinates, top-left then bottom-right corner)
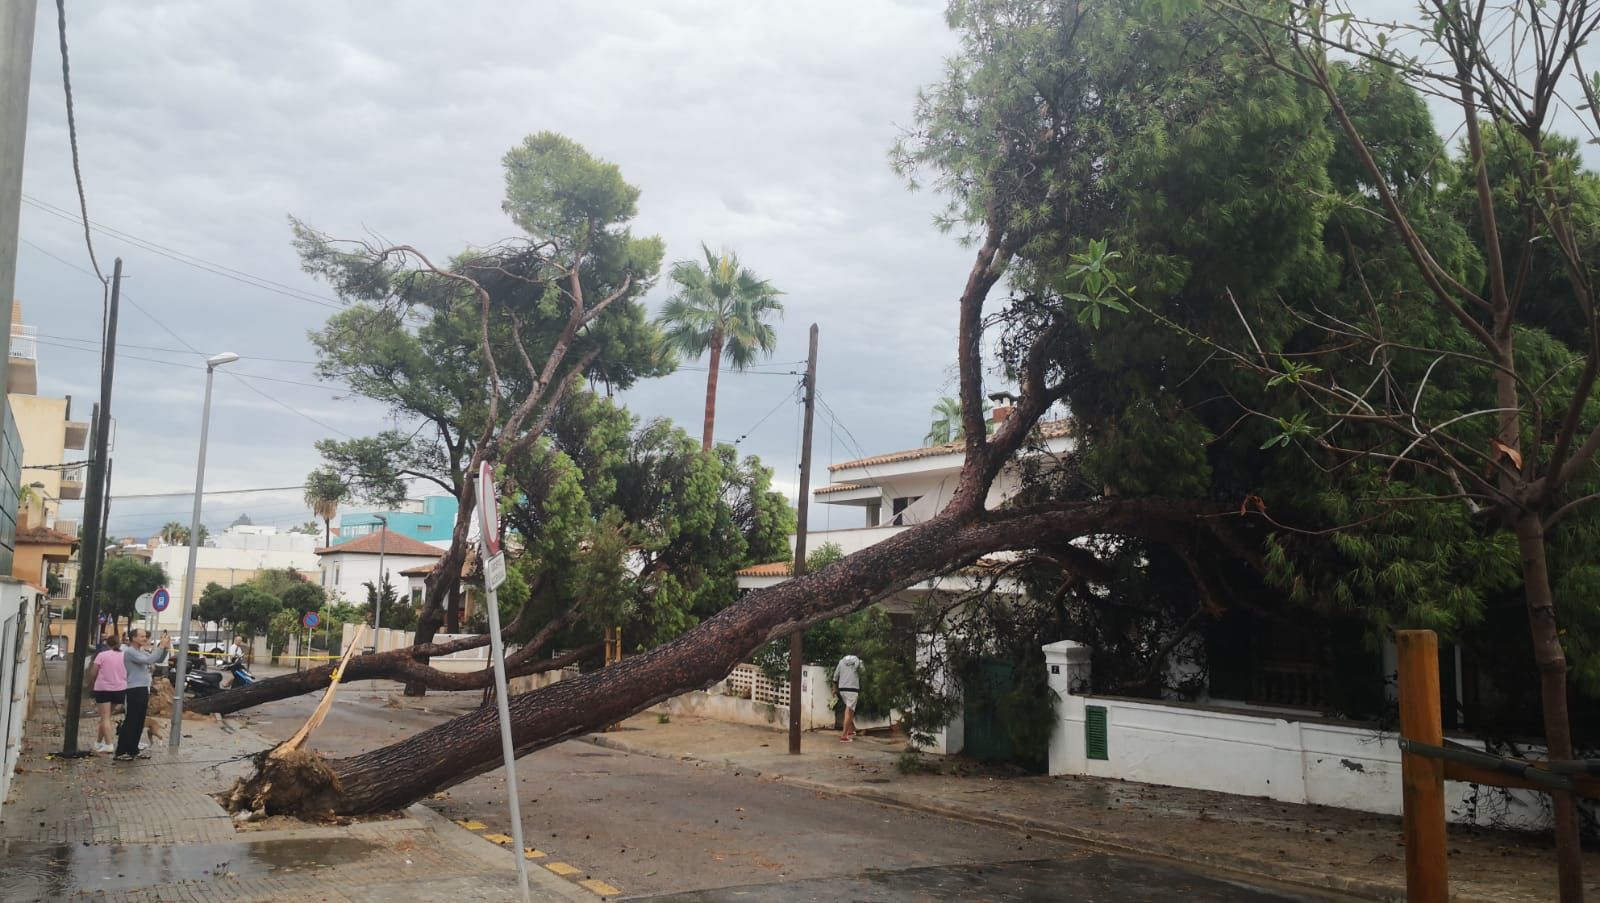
1398 629 1448 902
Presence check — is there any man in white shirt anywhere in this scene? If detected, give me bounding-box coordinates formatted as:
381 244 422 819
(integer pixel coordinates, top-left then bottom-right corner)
221 635 245 688
833 654 863 742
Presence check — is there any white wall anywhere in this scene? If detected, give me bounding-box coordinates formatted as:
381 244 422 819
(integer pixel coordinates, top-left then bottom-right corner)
0 579 42 818
1042 641 1550 830
319 552 439 607
149 544 322 607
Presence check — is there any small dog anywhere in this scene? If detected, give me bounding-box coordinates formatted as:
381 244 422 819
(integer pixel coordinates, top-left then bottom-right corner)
143 680 173 744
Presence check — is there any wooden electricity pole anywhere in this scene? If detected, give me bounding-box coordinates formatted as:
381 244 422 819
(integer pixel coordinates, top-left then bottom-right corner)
1398 629 1448 902
789 324 818 755
62 258 121 754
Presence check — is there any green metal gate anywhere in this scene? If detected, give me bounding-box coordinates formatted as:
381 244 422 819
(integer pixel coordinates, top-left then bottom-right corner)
962 659 1047 772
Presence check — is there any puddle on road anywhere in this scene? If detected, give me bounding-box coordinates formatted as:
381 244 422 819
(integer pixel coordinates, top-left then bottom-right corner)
0 837 380 900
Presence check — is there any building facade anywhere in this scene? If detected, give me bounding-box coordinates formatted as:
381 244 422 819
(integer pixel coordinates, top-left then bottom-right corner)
316 530 442 606
336 496 457 549
147 523 320 609
8 303 88 589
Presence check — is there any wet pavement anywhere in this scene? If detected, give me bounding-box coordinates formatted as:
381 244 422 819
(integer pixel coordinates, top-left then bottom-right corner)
640 854 1324 901
243 692 1351 901
0 837 379 899
0 662 592 903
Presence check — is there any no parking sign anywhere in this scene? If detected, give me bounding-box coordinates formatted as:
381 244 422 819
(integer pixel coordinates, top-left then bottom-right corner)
151 587 171 613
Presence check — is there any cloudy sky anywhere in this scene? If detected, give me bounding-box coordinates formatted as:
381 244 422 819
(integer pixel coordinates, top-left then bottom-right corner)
16 0 976 540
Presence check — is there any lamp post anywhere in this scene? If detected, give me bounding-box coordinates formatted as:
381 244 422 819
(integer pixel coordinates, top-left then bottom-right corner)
169 351 239 750
373 514 388 646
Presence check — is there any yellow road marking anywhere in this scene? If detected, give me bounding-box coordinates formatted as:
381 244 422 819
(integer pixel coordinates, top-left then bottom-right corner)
524 848 547 859
482 833 514 845
545 861 582 877
455 819 487 831
579 878 622 896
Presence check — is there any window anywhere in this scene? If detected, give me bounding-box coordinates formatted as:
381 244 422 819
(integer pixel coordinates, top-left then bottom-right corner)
410 587 422 606
890 496 921 525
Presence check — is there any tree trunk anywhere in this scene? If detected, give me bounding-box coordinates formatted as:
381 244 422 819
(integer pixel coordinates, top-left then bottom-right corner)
226 498 1211 816
1512 510 1584 902
702 327 723 451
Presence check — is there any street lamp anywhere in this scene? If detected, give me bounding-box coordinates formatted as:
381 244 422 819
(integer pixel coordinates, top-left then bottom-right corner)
373 514 389 642
169 351 239 750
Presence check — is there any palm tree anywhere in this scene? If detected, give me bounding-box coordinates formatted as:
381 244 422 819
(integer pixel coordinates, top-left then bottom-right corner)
657 244 784 450
924 396 994 446
304 468 347 547
159 522 188 545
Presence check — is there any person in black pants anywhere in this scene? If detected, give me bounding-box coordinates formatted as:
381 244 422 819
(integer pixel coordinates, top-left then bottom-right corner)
116 628 170 760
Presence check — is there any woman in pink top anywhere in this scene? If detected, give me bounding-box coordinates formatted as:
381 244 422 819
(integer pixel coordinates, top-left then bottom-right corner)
86 632 127 754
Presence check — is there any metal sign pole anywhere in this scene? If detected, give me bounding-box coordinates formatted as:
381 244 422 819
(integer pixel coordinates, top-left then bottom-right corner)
478 464 530 903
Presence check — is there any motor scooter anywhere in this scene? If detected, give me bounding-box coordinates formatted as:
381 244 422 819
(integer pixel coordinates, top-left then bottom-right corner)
181 658 255 697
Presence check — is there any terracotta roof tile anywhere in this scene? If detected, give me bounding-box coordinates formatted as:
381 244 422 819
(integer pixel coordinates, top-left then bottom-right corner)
17 526 79 546
315 531 444 558
828 419 1071 472
736 561 792 578
813 482 867 496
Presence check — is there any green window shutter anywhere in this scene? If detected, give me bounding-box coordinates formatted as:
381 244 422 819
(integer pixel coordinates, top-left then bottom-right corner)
1085 705 1108 760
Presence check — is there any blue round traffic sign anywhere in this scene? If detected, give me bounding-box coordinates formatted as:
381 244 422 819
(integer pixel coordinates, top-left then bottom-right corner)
151 587 171 613
303 611 320 629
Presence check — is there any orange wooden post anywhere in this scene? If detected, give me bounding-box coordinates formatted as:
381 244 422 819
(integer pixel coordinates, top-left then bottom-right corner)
1398 629 1448 902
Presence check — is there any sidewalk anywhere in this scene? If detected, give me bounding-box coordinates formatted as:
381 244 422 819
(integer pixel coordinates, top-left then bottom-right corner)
584 713 1600 903
0 662 590 903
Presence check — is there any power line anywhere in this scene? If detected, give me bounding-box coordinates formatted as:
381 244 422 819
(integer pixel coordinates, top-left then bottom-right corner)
33 338 337 391
51 0 107 287
22 239 359 436
729 377 803 446
37 329 319 365
224 371 355 439
23 194 344 310
110 485 308 500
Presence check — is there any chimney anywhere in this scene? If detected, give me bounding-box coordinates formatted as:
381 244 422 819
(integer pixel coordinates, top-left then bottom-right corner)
992 405 1014 425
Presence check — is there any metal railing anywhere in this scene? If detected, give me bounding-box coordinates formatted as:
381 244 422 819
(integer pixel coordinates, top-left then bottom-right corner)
8 326 36 361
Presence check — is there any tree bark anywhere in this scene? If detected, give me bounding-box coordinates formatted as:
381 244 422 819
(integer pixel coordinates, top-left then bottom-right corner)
1512 510 1584 903
701 327 723 451
227 497 1214 816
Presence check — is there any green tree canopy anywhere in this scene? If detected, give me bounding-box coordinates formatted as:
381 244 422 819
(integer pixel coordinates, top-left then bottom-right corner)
97 557 167 621
295 131 672 652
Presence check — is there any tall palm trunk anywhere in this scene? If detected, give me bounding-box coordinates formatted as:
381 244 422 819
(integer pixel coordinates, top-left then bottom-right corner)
701 327 723 451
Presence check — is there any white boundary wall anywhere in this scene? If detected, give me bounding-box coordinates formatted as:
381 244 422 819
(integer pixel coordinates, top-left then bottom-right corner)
1043 641 1550 830
0 579 43 819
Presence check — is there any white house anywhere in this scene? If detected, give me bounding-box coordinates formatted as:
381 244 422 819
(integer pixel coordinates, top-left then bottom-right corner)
316 531 443 606
148 522 320 610
737 410 1072 601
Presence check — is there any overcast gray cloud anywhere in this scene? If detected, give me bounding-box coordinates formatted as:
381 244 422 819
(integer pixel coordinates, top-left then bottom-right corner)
16 0 973 539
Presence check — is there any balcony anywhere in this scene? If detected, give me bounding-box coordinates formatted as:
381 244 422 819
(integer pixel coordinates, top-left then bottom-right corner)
59 464 84 500
64 418 89 450
8 325 36 395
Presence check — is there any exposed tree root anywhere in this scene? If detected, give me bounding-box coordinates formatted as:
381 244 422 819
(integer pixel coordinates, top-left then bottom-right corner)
223 745 342 819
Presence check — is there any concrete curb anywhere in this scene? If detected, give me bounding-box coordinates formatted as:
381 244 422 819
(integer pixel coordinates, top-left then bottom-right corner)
581 733 1429 903
408 801 595 903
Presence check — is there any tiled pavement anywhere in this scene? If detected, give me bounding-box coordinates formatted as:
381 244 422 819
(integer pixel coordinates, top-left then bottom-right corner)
0 663 591 903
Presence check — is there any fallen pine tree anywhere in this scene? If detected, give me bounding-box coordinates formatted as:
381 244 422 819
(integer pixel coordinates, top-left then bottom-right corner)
190 604 584 716
224 495 1217 816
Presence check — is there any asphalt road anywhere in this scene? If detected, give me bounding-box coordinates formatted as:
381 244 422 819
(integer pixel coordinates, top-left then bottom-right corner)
244 690 1334 901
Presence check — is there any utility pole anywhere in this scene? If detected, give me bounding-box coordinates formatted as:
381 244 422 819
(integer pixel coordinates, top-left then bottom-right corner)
374 514 388 643
789 324 818 755
63 259 121 754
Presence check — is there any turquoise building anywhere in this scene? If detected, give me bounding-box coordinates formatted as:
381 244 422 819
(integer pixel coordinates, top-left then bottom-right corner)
335 496 457 546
